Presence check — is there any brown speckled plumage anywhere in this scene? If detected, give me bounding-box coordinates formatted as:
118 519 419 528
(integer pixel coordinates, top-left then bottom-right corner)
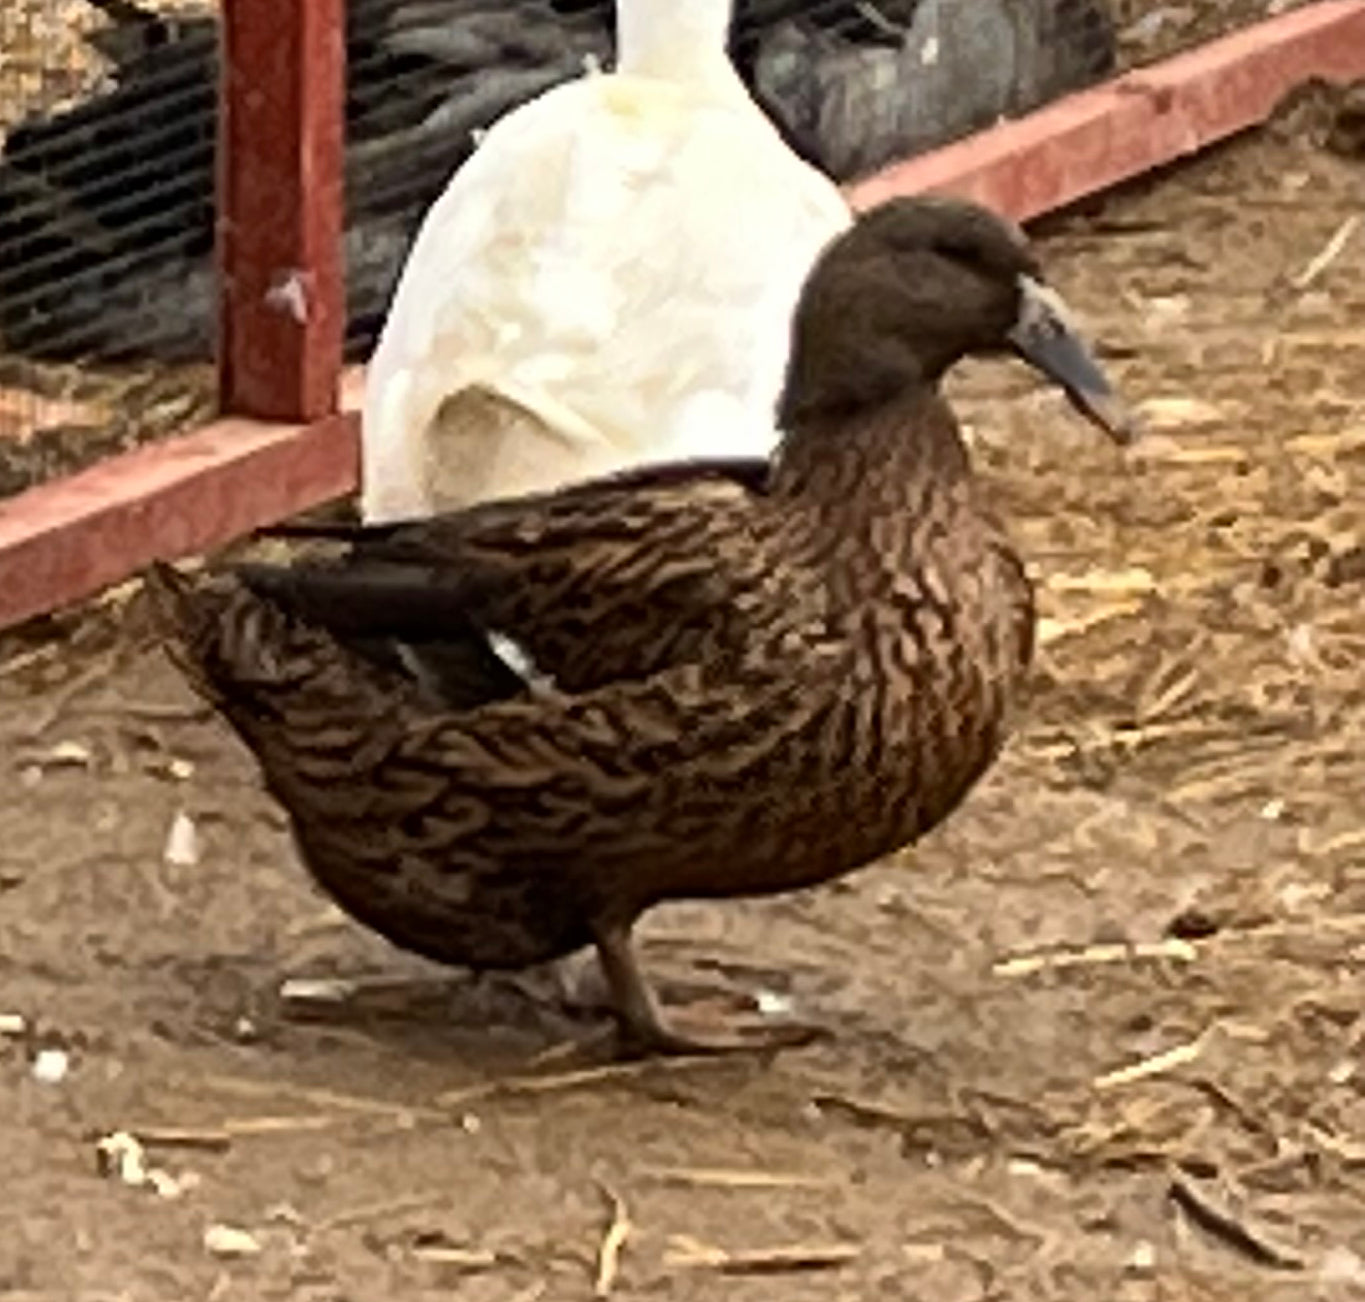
148 195 1132 1055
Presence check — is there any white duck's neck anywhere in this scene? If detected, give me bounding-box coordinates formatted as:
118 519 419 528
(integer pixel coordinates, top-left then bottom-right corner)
615 0 743 93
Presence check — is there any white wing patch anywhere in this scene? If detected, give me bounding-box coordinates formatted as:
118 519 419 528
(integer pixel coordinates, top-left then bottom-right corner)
484 630 555 692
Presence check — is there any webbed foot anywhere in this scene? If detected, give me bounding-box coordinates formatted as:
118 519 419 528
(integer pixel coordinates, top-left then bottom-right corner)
592 923 826 1058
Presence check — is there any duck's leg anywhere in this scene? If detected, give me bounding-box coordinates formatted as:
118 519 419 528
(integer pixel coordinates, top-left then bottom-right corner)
592 922 824 1057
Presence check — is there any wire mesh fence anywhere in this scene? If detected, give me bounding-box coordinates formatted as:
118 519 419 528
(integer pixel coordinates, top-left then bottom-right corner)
0 0 217 497
0 0 1313 501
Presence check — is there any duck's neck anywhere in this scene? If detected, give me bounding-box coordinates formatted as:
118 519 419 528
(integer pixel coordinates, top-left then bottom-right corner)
772 389 973 519
615 0 743 94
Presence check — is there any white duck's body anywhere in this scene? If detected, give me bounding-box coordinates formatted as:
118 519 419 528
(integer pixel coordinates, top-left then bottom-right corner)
360 0 852 525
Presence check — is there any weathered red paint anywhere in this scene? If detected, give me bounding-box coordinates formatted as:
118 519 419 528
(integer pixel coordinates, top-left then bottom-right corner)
3 0 1365 631
218 0 346 422
849 0 1365 218
0 414 358 630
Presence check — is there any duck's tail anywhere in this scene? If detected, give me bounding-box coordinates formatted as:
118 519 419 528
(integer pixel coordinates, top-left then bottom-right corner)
232 559 526 713
143 563 435 829
148 557 524 719
143 561 396 725
143 561 245 709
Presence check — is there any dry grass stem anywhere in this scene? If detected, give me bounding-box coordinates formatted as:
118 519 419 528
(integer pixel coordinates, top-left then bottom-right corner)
434 1056 728 1110
994 938 1198 977
640 1166 838 1189
409 1244 499 1270
664 1236 859 1273
1291 215 1360 289
315 1191 451 1232
187 1072 445 1123
1168 1174 1305 1270
127 1126 232 1152
223 1114 367 1138
593 1183 631 1297
1093 1033 1210 1091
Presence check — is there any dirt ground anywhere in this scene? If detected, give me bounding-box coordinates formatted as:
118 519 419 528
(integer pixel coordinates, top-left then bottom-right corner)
1 111 1364 1300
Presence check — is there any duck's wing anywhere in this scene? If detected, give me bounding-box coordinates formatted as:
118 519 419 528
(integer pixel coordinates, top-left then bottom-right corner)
242 459 786 696
156 554 847 884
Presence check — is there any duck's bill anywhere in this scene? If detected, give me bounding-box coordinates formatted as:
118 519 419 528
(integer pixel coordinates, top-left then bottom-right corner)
1007 276 1139 445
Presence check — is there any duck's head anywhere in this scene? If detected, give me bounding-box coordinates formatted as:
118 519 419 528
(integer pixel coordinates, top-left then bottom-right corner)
779 195 1135 443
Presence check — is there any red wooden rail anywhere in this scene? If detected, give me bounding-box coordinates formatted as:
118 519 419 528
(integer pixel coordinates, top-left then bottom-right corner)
2 0 1365 631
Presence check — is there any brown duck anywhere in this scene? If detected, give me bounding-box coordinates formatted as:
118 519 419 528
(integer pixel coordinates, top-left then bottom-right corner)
148 195 1134 1056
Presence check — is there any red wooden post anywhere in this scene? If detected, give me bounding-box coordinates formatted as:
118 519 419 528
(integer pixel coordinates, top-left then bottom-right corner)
217 0 346 422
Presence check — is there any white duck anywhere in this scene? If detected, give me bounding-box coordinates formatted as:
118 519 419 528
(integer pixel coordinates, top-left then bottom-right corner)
360 0 852 525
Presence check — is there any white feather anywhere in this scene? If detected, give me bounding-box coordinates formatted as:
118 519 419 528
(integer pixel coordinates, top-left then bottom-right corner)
360 0 851 525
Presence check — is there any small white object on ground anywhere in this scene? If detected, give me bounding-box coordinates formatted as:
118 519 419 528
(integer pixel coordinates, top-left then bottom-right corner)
280 977 356 1004
164 811 201 867
95 1131 195 1199
755 989 794 1017
31 1048 69 1083
1127 1241 1157 1273
97 1132 149 1185
204 1224 263 1258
